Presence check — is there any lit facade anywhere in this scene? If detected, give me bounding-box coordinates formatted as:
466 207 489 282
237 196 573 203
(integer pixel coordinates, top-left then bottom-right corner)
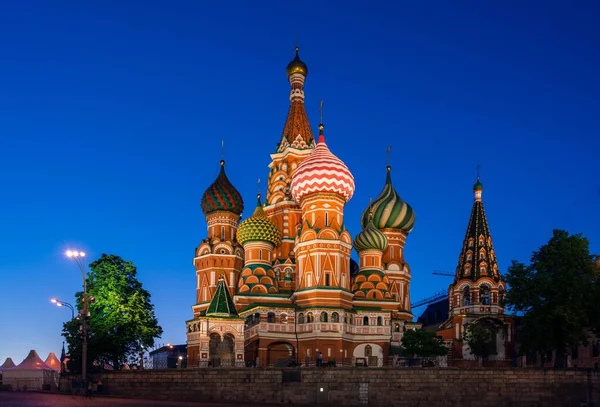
186 48 418 367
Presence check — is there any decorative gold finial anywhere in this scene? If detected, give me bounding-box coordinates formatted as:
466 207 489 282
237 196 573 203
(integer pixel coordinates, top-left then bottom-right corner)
257 178 261 196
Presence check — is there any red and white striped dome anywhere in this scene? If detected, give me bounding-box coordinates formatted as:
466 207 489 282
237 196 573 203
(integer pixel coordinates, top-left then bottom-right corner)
290 130 355 203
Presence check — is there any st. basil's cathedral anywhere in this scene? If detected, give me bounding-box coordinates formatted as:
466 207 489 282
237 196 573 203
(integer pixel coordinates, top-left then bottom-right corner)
185 48 514 367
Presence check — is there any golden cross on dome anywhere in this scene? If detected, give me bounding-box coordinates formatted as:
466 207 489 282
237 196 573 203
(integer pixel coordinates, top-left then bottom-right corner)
221 140 225 161
257 178 261 196
476 164 481 179
386 146 392 167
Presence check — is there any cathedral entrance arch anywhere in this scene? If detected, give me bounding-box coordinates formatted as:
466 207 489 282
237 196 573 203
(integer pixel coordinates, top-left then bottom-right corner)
267 342 296 367
209 332 236 367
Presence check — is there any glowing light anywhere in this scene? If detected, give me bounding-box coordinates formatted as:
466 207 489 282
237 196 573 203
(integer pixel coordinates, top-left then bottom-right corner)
57 303 63 307
51 298 57 303
66 250 73 258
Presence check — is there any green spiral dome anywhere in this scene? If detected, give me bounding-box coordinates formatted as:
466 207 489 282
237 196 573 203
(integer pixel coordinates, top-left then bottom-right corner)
361 166 415 233
474 178 483 191
236 195 282 246
353 213 389 252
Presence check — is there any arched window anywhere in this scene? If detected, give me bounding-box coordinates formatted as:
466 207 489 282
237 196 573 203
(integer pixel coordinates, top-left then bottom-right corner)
394 323 400 332
480 265 487 274
463 287 471 306
298 313 304 324
480 285 491 305
479 250 485 260
254 313 261 323
280 313 288 323
306 312 314 323
365 345 372 357
325 274 330 286
267 312 275 323
466 251 472 261
331 312 339 323
377 316 383 326
468 238 474 248
363 316 369 326
320 312 328 322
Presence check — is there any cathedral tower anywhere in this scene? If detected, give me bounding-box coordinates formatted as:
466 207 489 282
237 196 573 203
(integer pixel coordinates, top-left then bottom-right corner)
192 160 244 316
290 122 355 309
264 47 315 289
361 165 415 319
438 177 514 366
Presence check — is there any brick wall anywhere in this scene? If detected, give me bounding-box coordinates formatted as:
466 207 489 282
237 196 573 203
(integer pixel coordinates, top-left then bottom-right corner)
69 368 599 407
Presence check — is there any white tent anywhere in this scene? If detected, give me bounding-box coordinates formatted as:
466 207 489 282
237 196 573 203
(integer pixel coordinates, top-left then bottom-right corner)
44 353 61 372
0 358 16 385
0 357 16 371
2 350 58 391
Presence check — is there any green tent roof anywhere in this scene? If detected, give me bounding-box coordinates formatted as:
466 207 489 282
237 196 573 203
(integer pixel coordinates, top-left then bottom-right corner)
206 276 238 318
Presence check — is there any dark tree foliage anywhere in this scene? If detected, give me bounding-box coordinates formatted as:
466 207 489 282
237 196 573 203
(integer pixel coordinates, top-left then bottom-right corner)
505 230 599 368
63 254 163 372
401 329 447 358
462 321 498 362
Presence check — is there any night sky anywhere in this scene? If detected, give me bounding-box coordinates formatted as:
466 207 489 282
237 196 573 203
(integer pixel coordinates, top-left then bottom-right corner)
1 1 599 364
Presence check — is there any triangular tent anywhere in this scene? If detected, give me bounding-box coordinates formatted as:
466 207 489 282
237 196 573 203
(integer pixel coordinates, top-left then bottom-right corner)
44 353 61 372
12 350 53 370
0 357 15 371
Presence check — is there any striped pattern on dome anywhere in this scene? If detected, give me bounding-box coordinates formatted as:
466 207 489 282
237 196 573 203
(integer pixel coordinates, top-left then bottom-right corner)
290 131 355 203
353 213 389 252
361 167 415 233
201 161 244 216
236 197 282 246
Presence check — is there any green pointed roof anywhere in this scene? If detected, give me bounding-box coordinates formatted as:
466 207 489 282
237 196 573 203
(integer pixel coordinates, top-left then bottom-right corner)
206 275 238 317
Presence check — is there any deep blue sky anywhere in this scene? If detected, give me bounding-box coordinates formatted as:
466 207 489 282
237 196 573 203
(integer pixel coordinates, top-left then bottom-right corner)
1 1 599 364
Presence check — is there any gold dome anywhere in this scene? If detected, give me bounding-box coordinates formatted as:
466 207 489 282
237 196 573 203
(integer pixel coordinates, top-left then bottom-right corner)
286 47 308 77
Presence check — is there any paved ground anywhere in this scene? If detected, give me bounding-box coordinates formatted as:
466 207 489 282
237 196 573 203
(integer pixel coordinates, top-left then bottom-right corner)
0 392 291 407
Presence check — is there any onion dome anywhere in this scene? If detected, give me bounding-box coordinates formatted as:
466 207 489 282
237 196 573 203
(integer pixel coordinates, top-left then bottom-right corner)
286 46 308 77
361 166 415 233
290 124 355 203
201 160 244 216
236 195 282 246
474 178 483 192
353 212 389 252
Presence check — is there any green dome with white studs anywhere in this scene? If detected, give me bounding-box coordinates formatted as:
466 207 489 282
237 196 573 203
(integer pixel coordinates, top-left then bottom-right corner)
236 195 282 247
474 178 483 191
354 213 389 252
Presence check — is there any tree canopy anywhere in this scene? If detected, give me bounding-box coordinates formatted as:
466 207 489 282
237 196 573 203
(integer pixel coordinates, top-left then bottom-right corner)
63 254 163 372
505 229 599 368
462 321 498 362
401 329 447 358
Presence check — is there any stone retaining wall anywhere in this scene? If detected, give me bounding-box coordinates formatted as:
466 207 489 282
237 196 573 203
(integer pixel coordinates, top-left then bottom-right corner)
65 368 600 407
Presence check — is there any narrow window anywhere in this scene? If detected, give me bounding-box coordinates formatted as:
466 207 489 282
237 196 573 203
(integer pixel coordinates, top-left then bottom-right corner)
259 250 262 260
363 316 369 326
221 226 225 240
325 274 330 286
325 212 328 226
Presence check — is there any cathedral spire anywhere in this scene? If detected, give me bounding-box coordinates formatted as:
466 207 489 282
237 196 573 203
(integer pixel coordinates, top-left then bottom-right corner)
454 177 501 283
277 47 314 153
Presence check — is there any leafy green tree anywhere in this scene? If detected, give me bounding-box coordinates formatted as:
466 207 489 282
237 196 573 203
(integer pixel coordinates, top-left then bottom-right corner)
401 329 447 358
63 254 163 372
462 322 497 363
505 230 598 368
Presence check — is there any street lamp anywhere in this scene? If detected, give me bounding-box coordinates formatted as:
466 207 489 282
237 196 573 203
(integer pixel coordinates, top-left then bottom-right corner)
51 298 75 319
66 249 88 383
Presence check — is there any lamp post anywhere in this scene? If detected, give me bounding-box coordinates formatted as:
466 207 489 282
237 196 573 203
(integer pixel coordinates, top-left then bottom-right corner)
51 298 75 319
66 249 88 383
